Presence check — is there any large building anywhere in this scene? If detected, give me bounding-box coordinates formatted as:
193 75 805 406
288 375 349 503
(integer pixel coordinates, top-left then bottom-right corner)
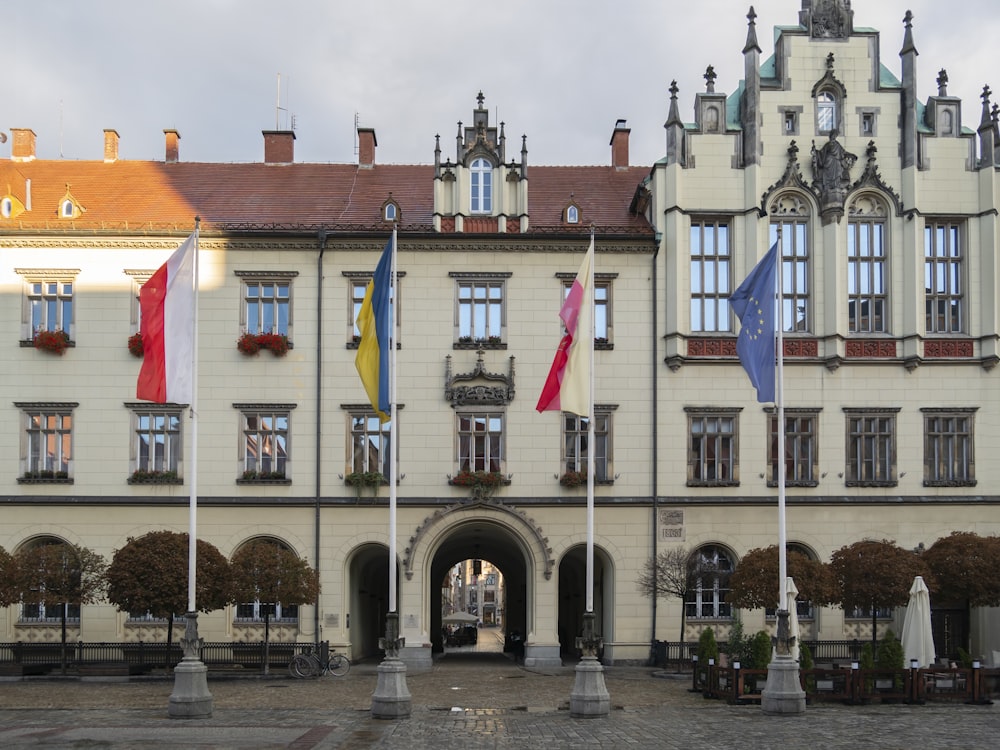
2 0 998 668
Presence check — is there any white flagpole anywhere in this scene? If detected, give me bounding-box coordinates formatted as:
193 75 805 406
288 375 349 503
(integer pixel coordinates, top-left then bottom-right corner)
389 228 398 615
586 229 595 614
188 222 200 614
775 226 787 612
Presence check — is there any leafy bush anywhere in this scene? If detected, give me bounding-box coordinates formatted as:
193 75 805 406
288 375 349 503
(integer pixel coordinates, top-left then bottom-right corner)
697 626 719 664
750 630 773 670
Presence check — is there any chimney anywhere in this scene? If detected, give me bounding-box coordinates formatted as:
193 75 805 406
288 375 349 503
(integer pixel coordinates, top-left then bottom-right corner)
610 119 630 169
164 129 180 163
263 130 295 164
11 128 36 162
103 129 120 162
358 127 377 168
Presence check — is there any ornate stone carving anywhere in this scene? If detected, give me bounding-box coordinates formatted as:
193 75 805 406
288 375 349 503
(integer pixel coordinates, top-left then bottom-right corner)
810 130 857 223
445 349 515 406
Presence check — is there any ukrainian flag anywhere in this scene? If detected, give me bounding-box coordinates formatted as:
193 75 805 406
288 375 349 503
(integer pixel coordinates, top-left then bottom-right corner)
355 236 393 421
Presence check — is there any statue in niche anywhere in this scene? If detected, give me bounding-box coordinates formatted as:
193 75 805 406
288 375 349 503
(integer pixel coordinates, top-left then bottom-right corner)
810 129 856 207
810 0 851 39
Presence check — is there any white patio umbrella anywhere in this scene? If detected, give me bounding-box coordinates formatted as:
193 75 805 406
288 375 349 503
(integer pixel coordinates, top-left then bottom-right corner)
442 611 479 625
786 576 800 662
901 575 936 668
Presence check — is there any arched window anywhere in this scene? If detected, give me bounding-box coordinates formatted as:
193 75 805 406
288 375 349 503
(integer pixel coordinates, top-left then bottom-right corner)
847 193 888 333
769 195 812 333
566 205 579 224
61 200 74 218
1 197 12 218
816 91 837 134
685 545 734 619
384 203 397 222
470 158 492 214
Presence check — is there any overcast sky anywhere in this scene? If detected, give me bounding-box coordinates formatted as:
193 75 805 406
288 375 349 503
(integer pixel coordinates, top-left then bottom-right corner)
6 1 998 167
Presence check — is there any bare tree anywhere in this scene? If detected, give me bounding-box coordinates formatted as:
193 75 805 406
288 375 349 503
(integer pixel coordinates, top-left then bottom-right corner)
637 546 694 644
11 542 107 674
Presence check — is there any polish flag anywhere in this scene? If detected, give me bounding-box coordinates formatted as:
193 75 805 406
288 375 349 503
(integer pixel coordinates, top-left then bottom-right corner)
536 238 593 416
136 234 196 403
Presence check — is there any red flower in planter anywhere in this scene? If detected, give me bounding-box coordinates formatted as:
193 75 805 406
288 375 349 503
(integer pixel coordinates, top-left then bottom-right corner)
128 332 144 358
33 329 71 355
237 332 288 356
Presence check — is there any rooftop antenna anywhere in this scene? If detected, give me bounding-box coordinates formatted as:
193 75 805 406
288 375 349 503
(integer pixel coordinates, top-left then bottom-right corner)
276 74 290 130
354 112 360 156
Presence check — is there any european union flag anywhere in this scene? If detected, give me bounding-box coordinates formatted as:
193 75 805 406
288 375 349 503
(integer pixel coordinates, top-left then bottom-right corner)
728 241 778 403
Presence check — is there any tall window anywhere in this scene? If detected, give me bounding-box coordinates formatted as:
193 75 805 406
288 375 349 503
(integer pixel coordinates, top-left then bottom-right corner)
922 408 976 486
349 272 399 344
25 277 75 338
239 407 291 479
350 411 391 477
690 219 732 332
242 278 291 336
844 408 898 486
457 411 504 473
563 411 613 481
924 221 963 333
563 276 613 341
771 218 810 333
686 409 739 486
18 403 75 480
816 91 837 133
456 278 505 342
132 407 182 477
768 409 820 486
847 197 887 333
470 158 492 213
685 545 734 619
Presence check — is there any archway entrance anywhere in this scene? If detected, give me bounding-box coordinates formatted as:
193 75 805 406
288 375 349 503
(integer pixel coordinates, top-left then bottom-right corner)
558 544 612 659
428 519 529 662
346 543 392 661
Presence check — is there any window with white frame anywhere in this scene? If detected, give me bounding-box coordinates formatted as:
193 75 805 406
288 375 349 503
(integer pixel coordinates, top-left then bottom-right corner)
346 271 401 346
18 270 78 341
924 220 964 333
847 196 888 333
349 410 392 477
130 406 183 481
770 217 810 333
768 408 820 487
457 411 504 473
560 273 615 343
237 405 292 481
453 274 509 343
17 402 76 481
21 600 80 623
237 273 295 337
922 408 976 486
470 157 492 214
686 408 739 486
844 408 898 486
690 218 732 332
562 408 614 482
816 90 837 134
685 545 734 620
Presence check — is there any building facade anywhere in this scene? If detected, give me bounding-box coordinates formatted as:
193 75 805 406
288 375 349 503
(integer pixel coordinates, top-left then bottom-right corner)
1 1 998 667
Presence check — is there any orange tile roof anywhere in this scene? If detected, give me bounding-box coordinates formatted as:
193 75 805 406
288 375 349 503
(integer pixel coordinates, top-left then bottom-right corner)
0 159 653 236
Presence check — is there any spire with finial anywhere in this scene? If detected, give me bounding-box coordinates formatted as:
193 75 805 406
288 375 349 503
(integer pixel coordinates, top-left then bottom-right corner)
666 80 682 126
900 10 917 56
980 85 993 130
743 6 761 54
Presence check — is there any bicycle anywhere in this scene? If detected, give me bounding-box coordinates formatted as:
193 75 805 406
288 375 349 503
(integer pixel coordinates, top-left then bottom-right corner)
288 641 351 678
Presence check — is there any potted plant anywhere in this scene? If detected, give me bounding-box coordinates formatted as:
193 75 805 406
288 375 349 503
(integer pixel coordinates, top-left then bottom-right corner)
127 468 179 485
449 469 506 499
33 329 71 355
237 332 289 357
345 470 386 498
559 470 587 487
128 332 144 358
239 469 287 483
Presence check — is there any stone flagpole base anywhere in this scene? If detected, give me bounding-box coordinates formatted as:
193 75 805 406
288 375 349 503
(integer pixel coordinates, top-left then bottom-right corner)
168 613 213 719
761 609 806 715
371 612 412 719
569 612 610 718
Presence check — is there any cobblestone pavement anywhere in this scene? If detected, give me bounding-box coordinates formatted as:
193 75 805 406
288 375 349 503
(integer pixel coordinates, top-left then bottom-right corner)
1 636 998 749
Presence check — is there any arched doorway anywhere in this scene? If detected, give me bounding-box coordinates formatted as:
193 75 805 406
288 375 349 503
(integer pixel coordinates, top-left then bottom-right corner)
346 543 393 661
557 544 613 660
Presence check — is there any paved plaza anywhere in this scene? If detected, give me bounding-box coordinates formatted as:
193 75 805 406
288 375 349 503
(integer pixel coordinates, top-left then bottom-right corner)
1 633 997 749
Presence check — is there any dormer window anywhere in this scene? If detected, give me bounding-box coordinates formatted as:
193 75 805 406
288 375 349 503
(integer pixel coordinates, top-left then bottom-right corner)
61 200 74 218
1 197 11 218
470 158 492 214
384 202 398 222
566 205 580 224
58 187 84 219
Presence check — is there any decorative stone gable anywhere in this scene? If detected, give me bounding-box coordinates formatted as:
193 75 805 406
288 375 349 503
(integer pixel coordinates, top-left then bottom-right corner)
444 349 515 407
800 0 853 39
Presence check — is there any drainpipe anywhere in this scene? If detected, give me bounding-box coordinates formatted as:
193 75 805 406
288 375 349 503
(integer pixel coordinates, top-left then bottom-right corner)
650 232 661 664
315 228 327 642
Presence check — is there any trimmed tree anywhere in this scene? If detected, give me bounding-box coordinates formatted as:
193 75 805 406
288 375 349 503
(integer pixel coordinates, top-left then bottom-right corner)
0 546 18 608
11 542 108 674
727 545 839 610
230 539 320 674
106 530 233 662
830 539 932 649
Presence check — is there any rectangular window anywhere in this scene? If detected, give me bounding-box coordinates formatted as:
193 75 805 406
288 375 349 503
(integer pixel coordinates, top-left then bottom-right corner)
924 221 964 333
350 412 392 477
771 220 810 333
768 410 819 486
348 272 401 345
845 409 898 486
690 219 732 332
563 411 613 482
563 277 614 342
240 408 290 480
457 411 504 473
21 602 80 623
24 278 75 340
132 408 182 478
457 279 505 342
847 219 887 333
686 409 739 486
922 409 976 486
234 601 298 623
244 279 290 335
19 404 75 480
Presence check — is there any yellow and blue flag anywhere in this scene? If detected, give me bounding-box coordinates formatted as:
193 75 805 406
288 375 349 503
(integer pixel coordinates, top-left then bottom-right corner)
355 236 393 421
728 241 778 403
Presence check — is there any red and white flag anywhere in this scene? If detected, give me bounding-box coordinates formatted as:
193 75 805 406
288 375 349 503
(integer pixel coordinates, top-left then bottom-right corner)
536 237 593 417
136 234 196 403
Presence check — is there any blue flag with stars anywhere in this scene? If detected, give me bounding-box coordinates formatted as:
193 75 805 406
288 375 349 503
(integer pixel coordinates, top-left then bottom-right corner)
728 241 778 403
